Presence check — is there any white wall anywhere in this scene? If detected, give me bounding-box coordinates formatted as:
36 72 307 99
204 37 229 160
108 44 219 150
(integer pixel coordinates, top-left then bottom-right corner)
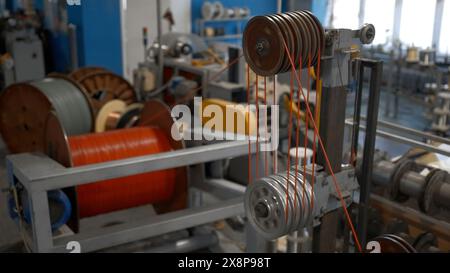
121 0 192 81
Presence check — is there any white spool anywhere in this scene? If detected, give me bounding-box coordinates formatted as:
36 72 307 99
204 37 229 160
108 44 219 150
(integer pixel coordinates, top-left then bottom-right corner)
289 147 314 166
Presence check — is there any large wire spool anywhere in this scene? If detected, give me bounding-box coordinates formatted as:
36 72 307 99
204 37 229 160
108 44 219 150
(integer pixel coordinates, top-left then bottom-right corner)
0 76 93 153
45 100 187 231
243 10 324 76
244 170 314 240
69 66 109 82
77 71 137 116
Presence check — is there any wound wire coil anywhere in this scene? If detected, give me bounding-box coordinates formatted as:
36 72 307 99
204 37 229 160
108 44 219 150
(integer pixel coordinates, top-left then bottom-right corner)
243 10 324 76
32 78 93 135
68 127 177 218
244 169 315 240
0 77 93 153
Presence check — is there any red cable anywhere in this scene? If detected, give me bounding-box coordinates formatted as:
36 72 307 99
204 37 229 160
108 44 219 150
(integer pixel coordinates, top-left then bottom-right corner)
284 53 295 223
264 77 268 177
255 75 259 179
69 127 176 218
247 65 252 184
302 54 312 207
282 40 363 253
293 54 302 211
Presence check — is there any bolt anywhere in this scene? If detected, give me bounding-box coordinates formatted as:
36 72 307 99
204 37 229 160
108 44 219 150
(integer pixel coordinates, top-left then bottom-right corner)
255 202 270 218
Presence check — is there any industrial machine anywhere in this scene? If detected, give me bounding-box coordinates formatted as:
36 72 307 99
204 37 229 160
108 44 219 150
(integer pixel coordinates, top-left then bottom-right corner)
2 8 450 254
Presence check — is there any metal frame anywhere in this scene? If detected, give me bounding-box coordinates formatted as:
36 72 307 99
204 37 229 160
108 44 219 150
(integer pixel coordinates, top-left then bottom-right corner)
7 140 257 253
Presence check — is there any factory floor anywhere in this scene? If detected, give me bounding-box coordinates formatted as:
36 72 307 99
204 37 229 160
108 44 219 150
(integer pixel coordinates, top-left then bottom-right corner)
0 88 433 252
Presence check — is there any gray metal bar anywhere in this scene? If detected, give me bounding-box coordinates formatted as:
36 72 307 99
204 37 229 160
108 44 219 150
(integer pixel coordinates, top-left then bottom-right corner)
28 191 53 252
432 0 445 49
357 59 383 248
194 179 246 200
8 141 257 192
345 120 450 157
52 197 243 253
361 117 450 145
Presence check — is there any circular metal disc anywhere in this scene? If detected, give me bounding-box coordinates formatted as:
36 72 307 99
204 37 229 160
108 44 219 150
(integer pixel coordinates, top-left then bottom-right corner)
78 71 137 116
138 99 188 213
287 11 310 68
269 14 295 73
243 16 285 76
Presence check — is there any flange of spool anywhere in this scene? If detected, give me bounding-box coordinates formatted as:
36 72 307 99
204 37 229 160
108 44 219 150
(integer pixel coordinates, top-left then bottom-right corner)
242 15 285 76
77 71 137 116
69 66 109 82
371 234 416 253
389 160 415 203
244 170 314 240
95 99 127 132
0 76 93 153
419 170 447 215
44 99 188 232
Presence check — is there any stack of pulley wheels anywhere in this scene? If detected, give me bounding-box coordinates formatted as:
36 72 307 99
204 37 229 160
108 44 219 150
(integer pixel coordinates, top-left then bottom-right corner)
45 100 188 232
244 169 314 240
242 10 324 76
0 74 94 153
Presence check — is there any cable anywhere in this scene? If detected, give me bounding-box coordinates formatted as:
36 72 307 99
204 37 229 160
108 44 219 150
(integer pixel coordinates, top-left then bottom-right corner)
282 39 363 252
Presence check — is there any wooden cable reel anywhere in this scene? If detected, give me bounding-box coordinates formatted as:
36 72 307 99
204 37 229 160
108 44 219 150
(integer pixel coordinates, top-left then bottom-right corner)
45 100 188 232
242 10 324 76
0 75 94 153
69 66 109 82
95 100 144 132
77 71 137 116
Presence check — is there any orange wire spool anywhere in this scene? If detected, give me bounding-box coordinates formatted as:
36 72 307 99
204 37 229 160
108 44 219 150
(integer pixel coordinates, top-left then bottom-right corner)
70 127 176 217
45 100 187 230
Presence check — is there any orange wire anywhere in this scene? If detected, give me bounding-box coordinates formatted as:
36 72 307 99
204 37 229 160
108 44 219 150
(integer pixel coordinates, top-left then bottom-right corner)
284 53 295 223
293 54 302 212
255 75 259 179
282 40 363 253
302 53 312 207
247 65 252 184
273 77 277 174
264 76 268 177
69 127 176 218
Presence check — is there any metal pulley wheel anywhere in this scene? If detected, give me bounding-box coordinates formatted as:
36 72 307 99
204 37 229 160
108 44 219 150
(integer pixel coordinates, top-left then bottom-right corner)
244 170 314 240
243 10 324 76
77 71 137 116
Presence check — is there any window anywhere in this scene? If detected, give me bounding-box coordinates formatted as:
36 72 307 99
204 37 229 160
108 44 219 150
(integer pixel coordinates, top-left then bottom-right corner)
439 0 450 53
399 0 436 49
363 0 396 45
329 0 360 29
